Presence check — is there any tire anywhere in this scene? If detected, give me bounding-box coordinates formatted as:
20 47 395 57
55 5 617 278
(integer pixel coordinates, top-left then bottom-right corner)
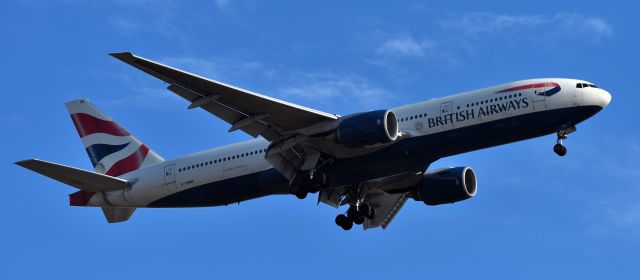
353 215 365 225
357 204 371 217
335 214 352 230
553 144 567 156
346 207 359 221
341 221 353 230
366 208 375 220
295 191 307 199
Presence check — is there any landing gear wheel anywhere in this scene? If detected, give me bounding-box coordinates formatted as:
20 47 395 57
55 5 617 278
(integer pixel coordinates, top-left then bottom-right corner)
357 203 371 218
290 184 308 199
335 214 353 230
352 215 365 225
366 208 376 220
347 207 359 221
295 191 307 199
553 143 567 157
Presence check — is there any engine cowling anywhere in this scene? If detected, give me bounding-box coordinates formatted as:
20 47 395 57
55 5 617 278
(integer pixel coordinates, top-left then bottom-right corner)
413 167 477 205
337 110 399 148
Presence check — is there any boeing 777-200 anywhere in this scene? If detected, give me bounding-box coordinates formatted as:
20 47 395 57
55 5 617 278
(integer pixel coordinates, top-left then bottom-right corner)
16 52 612 230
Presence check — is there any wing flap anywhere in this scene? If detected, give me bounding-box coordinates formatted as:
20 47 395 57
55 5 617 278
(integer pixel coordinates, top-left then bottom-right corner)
16 159 130 192
364 190 410 230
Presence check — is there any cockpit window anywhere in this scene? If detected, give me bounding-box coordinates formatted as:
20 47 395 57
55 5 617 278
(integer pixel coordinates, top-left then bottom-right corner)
576 83 583 88
588 84 598 88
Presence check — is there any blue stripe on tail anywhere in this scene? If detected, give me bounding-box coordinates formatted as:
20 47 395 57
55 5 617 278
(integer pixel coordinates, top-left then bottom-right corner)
85 143 130 167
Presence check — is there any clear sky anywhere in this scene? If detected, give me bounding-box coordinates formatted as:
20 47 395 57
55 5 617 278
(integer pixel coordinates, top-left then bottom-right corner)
1 0 638 279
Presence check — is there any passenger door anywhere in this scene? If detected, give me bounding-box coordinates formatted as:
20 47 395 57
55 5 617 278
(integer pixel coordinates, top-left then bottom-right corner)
164 164 177 191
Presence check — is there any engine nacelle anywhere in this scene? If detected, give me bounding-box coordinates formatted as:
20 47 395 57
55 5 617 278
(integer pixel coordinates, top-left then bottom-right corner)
336 110 399 148
413 167 477 205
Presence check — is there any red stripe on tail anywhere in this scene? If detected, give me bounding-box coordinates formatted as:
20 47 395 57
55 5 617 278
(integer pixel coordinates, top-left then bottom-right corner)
106 144 150 177
69 191 95 206
70 113 130 138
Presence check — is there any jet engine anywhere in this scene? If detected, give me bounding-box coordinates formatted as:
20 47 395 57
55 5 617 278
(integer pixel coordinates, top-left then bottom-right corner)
336 110 399 148
413 167 477 205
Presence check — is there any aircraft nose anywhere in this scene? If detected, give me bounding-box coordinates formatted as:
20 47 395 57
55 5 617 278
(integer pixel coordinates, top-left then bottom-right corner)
597 89 612 108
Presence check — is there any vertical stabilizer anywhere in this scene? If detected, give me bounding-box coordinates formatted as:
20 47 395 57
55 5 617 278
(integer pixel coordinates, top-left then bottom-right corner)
65 99 164 176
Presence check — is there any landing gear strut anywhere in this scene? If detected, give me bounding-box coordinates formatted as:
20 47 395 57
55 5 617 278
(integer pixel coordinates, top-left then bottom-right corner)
554 130 569 157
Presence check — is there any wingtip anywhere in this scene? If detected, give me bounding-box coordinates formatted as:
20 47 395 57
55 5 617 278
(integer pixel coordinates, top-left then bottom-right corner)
14 159 35 167
109 51 134 60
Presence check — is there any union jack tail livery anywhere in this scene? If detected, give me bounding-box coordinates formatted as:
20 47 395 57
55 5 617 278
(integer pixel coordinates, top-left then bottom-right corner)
65 99 164 176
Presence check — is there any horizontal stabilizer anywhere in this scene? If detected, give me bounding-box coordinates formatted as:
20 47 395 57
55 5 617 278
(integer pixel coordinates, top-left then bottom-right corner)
101 207 136 223
15 159 130 192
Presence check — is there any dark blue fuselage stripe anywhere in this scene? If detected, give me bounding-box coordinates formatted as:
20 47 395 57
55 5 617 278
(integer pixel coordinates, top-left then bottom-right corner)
540 87 561 97
148 105 602 208
86 143 130 167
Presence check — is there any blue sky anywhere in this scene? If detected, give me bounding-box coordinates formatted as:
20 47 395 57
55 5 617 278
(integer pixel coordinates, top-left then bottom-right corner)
1 0 639 279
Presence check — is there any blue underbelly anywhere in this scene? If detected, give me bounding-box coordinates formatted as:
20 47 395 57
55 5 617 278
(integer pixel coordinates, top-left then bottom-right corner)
148 105 601 207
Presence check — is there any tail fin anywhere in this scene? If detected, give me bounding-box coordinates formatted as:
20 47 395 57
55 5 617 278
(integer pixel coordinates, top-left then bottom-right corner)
65 99 164 176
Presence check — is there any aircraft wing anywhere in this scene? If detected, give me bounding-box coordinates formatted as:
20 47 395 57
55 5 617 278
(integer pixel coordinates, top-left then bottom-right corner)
110 52 337 141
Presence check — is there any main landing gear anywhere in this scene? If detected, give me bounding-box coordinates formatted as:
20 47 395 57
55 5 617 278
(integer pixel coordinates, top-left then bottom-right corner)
290 170 326 200
335 204 375 231
334 185 375 231
553 129 570 157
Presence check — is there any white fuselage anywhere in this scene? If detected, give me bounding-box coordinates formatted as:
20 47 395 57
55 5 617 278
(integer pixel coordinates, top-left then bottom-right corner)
88 78 611 207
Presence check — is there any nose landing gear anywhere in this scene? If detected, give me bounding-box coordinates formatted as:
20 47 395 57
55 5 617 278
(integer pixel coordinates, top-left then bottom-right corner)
553 127 574 157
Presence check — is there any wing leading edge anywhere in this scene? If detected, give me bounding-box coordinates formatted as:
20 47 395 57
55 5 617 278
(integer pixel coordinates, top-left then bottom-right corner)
110 52 337 141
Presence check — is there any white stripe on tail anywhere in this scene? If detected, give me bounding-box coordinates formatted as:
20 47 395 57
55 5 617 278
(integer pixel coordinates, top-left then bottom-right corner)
65 99 164 176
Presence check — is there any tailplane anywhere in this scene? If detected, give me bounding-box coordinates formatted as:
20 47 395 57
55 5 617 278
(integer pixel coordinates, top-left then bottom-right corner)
65 99 164 176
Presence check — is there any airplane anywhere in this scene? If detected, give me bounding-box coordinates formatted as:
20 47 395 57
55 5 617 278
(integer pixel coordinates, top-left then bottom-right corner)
15 52 612 230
